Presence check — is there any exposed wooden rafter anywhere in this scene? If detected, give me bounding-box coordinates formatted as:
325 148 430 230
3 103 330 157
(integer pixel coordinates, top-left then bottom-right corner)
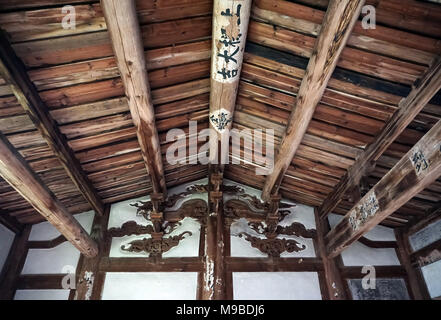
101 0 167 196
261 0 365 201
318 58 441 220
325 119 441 258
0 31 105 216
0 133 98 258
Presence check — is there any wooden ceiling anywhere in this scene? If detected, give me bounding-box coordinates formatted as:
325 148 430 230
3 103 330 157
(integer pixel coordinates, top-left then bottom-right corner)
0 0 440 229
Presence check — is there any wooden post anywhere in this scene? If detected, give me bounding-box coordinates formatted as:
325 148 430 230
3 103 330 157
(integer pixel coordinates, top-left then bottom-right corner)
315 209 347 300
75 205 110 300
0 31 105 216
395 228 430 300
101 0 167 196
0 225 31 300
326 119 441 258
261 0 365 201
0 133 98 258
209 0 252 163
318 58 441 219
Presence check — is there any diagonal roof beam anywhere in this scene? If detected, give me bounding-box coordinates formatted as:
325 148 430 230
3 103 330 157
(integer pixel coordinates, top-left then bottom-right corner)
318 57 441 220
261 0 365 202
325 119 441 258
0 31 105 216
0 132 98 257
101 0 167 196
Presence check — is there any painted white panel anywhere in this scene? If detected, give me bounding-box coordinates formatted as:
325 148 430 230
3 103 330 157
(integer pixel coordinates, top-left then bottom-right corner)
29 211 95 241
21 241 81 275
163 218 200 258
21 211 96 275
421 260 441 299
14 290 70 300
328 214 400 266
108 195 151 229
233 272 322 300
102 272 198 300
409 219 441 252
0 224 15 274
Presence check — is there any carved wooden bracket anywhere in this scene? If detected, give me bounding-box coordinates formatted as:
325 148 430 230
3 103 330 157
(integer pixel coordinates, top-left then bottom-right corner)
238 232 306 258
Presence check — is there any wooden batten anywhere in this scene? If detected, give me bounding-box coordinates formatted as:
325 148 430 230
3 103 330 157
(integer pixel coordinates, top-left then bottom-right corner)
261 0 365 201
0 31 105 216
0 133 98 258
318 58 441 220
101 0 167 196
209 0 252 160
326 119 441 258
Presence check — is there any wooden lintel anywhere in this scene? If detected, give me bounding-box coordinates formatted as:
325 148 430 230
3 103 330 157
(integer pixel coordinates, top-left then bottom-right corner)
0 31 105 216
101 0 166 196
261 0 365 201
325 119 441 258
318 58 441 219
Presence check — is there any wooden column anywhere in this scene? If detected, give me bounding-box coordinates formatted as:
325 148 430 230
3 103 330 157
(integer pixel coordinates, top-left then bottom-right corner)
0 225 31 300
261 0 365 201
0 133 98 258
326 119 441 258
101 0 166 195
75 205 110 300
395 228 430 300
318 58 441 219
0 31 104 216
202 167 225 300
315 209 347 300
209 0 252 163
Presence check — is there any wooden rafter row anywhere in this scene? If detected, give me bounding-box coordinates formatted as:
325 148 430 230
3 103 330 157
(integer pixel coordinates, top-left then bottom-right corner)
325 119 441 258
318 57 441 220
0 133 98 258
0 31 105 216
101 0 167 196
261 0 365 201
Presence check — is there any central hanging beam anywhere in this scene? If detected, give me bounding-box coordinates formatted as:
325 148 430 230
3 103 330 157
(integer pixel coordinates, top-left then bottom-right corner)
261 0 365 202
209 0 252 163
101 0 166 196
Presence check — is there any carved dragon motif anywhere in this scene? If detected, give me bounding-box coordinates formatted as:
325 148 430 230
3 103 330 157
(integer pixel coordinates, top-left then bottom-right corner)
238 232 306 258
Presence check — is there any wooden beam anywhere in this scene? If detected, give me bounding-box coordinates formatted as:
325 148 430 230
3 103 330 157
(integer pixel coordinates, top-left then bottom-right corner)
0 225 30 300
315 209 347 300
209 0 252 143
326 119 441 258
0 133 98 258
101 0 166 195
318 58 441 219
0 210 23 234
0 31 105 216
261 0 365 201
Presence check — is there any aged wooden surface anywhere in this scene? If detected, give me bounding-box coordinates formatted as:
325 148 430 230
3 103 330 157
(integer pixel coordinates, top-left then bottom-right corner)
261 0 365 201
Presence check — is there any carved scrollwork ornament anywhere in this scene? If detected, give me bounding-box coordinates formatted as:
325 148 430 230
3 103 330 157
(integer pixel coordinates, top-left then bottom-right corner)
238 232 306 258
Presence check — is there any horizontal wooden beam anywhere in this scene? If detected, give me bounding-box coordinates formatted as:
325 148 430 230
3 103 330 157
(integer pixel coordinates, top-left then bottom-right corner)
0 133 98 258
318 57 441 219
225 257 324 272
261 0 365 201
99 257 203 272
326 119 441 258
101 0 166 195
0 31 105 216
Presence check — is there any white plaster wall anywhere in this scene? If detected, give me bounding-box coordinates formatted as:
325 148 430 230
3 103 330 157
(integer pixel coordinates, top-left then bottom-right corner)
14 290 70 300
0 224 15 275
101 272 198 300
421 259 441 299
21 211 95 275
328 214 400 266
233 272 322 300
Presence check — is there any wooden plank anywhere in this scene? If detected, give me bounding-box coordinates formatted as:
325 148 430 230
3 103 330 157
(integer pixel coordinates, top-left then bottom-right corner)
318 58 441 220
99 257 203 272
261 0 365 201
101 0 166 195
0 31 105 216
326 119 441 258
0 133 98 258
